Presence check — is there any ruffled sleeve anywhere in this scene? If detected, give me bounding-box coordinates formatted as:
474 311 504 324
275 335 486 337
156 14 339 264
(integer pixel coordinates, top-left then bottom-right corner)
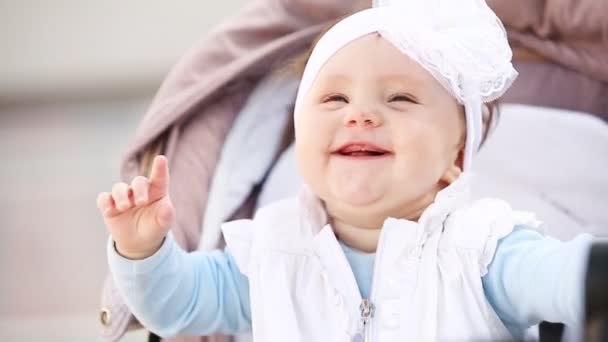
222 219 255 276
448 198 542 276
478 200 543 276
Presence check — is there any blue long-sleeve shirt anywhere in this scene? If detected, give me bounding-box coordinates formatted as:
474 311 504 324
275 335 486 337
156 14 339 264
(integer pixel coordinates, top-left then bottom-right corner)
108 226 593 339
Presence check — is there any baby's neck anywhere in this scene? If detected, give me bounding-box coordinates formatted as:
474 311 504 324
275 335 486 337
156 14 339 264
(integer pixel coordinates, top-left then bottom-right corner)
329 194 434 253
331 218 383 253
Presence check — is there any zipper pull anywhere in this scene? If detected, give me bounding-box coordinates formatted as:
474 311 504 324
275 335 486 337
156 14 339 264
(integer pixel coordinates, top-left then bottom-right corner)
352 299 375 342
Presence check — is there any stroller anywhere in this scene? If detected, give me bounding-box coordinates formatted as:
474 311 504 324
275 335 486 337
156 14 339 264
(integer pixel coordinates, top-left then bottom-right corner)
99 1 608 341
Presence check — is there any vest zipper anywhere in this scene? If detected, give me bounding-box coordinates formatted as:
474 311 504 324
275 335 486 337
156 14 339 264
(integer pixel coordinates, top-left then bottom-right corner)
354 220 391 342
352 298 375 342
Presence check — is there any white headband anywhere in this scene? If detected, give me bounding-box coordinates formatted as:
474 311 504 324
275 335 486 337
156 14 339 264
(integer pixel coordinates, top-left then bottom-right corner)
294 0 517 170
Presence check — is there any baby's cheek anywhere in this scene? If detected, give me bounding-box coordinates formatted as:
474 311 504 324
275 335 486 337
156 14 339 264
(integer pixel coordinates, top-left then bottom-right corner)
295 141 324 184
394 130 449 176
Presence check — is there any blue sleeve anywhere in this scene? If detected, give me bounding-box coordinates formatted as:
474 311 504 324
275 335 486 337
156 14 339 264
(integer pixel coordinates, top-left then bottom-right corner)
482 226 593 337
107 232 252 337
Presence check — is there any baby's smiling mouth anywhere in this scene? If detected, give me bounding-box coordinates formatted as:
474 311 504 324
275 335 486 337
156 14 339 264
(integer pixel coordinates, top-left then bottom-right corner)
333 143 392 158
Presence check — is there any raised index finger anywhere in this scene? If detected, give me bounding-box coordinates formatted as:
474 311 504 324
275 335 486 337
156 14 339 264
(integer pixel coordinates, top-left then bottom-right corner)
149 155 170 199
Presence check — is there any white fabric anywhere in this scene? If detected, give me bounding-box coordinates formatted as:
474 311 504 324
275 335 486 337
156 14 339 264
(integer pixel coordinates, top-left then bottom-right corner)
472 105 608 239
256 144 301 208
222 176 541 341
293 1 517 170
198 72 300 251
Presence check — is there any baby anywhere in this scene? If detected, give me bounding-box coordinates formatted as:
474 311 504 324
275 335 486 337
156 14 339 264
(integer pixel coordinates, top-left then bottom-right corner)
98 1 595 341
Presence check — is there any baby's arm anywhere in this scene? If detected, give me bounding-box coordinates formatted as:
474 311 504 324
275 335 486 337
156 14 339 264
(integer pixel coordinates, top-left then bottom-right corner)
107 232 252 337
482 226 593 334
97 156 251 337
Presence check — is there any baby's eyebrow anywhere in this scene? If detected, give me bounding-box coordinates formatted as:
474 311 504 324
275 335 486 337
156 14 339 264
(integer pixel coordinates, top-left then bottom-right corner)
313 74 352 91
377 74 424 86
321 74 352 82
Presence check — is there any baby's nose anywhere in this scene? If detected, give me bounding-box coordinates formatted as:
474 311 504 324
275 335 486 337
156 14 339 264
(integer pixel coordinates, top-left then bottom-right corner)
343 106 382 128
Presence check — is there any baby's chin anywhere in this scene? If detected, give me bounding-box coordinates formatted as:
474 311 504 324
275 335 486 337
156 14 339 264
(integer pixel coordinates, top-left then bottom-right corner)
326 181 387 207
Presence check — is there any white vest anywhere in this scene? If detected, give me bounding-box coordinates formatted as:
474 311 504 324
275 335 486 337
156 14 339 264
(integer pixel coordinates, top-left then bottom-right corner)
222 175 541 341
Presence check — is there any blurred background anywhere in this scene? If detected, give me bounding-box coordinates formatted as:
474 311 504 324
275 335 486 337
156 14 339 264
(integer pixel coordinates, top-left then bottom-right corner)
1 1 607 341
0 1 244 340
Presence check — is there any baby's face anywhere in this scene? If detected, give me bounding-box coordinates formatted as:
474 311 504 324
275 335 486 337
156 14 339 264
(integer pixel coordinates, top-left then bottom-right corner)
295 34 466 223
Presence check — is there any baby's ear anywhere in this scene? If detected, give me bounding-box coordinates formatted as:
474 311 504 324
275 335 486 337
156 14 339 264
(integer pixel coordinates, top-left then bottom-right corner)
455 148 465 171
440 163 462 185
441 150 464 185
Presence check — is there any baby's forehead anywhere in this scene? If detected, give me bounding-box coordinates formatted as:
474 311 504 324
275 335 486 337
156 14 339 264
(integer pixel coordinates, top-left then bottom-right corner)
314 34 436 86
309 41 444 97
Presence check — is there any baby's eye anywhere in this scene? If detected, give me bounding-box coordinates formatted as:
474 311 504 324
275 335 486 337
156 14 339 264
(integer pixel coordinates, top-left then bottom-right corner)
323 94 349 103
388 93 417 103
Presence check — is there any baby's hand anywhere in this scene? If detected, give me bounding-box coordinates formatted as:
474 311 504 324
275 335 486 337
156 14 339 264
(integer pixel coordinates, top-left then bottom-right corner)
97 155 175 260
